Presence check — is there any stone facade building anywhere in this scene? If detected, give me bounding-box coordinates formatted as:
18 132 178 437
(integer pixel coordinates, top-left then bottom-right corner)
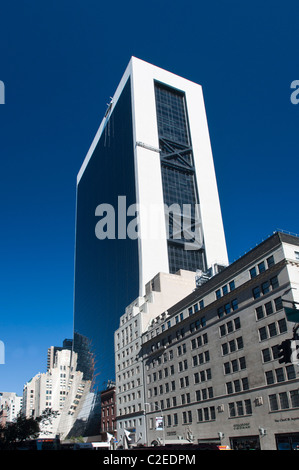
139 232 299 450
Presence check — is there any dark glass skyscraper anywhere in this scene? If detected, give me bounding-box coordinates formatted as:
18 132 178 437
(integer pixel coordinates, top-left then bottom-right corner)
71 57 228 436
154 82 204 273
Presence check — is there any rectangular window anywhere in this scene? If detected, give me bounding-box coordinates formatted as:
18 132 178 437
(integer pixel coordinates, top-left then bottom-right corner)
268 322 277 337
274 297 283 311
253 286 260 299
290 390 299 408
244 399 252 414
269 394 279 411
279 392 289 409
265 301 273 316
258 261 266 273
256 306 264 320
250 267 257 278
259 327 267 341
267 255 275 267
218 306 224 319
229 280 235 291
261 281 270 294
278 318 287 333
228 402 236 417
270 276 279 290
236 401 244 416
262 348 271 362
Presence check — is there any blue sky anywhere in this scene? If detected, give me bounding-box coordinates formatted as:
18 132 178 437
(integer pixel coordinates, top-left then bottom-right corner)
0 0 298 395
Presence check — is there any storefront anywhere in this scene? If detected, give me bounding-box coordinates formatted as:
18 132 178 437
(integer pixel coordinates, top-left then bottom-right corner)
275 433 299 450
230 435 261 450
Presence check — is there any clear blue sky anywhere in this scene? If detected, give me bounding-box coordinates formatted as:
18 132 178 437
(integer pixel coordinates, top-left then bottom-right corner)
0 0 298 396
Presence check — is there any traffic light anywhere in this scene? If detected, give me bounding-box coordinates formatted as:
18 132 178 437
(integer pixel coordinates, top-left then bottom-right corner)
277 339 292 364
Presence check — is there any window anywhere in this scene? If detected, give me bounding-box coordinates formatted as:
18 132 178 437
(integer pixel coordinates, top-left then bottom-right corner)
274 297 283 311
197 406 215 422
258 261 266 273
250 267 257 279
269 394 279 411
262 348 271 363
278 318 287 333
269 389 299 411
229 399 252 417
253 286 260 299
279 392 290 409
286 365 296 380
265 370 274 385
223 285 228 295
267 255 275 267
219 317 241 337
256 306 264 320
268 322 277 337
229 280 235 291
228 402 236 417
270 276 279 290
265 301 273 316
290 390 299 408
217 299 238 318
261 281 270 294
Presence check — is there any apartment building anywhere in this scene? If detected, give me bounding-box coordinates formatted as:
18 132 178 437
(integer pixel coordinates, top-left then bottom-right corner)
100 383 116 437
0 392 23 425
140 232 299 450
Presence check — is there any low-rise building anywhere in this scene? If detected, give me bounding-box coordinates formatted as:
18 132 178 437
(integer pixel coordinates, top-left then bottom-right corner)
100 382 116 439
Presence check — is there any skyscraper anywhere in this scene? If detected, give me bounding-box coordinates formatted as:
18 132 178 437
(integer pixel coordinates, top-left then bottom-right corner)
72 57 228 436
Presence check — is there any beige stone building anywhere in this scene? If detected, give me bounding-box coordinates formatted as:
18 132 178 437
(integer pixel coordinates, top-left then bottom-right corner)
140 232 299 450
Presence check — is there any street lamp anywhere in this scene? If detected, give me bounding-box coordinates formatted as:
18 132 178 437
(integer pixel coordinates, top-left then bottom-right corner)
144 402 165 446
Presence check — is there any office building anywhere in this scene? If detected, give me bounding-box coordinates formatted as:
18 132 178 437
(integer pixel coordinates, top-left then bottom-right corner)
115 269 196 446
73 57 228 436
138 231 299 450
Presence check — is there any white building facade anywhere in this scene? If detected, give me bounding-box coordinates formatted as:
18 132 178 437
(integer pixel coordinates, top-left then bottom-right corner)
114 269 197 446
0 392 22 423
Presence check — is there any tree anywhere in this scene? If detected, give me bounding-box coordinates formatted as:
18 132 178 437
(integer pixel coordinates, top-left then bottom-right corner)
0 408 59 449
